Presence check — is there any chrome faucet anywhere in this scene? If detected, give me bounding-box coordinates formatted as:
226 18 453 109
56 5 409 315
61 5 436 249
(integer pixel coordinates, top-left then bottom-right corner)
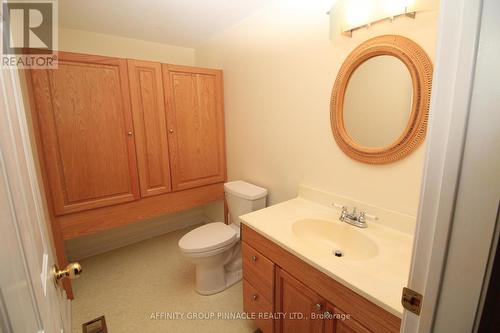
339 206 367 228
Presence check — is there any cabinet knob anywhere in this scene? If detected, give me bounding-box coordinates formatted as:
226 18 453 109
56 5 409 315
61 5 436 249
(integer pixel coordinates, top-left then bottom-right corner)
127 131 133 136
324 311 333 319
251 255 257 261
315 303 322 311
169 129 174 134
252 294 258 301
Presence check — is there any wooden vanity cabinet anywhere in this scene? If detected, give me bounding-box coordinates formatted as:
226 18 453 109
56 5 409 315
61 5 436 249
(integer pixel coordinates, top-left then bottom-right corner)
275 267 324 333
241 224 401 333
242 242 275 332
324 304 372 333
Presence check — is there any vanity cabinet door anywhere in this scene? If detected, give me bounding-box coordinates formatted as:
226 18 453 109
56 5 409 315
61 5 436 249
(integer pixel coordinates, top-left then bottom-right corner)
324 303 372 333
275 267 325 333
30 52 140 215
163 65 226 191
128 60 172 197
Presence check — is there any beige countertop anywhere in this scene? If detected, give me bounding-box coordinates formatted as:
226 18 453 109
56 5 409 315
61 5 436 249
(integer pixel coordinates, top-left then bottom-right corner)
240 196 414 318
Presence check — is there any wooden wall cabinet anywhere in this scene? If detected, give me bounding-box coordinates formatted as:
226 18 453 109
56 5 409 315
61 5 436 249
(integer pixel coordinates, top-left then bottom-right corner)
128 59 172 197
30 53 140 215
242 224 401 333
28 52 227 241
163 65 226 191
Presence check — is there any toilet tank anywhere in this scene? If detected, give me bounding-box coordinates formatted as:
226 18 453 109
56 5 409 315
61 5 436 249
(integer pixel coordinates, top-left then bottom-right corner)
224 181 267 226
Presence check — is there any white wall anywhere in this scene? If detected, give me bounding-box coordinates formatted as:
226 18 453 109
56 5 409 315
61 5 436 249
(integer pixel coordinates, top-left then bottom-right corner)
197 0 439 217
60 28 196 65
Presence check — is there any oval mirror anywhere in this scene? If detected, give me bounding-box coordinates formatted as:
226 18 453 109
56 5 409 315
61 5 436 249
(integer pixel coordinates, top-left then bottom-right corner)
331 35 433 164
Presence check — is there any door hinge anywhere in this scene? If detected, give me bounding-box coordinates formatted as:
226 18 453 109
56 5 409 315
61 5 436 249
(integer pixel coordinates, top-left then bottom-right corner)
402 287 423 315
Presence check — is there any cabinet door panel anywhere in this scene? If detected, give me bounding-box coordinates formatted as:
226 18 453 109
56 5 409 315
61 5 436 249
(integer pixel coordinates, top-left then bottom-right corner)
275 267 325 333
163 65 226 190
324 303 372 333
128 60 172 197
30 52 139 215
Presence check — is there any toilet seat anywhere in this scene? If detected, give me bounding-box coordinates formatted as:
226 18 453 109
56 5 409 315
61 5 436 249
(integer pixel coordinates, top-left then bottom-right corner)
179 222 237 254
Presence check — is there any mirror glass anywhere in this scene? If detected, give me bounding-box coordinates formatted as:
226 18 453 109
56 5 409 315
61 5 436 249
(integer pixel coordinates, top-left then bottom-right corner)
343 55 413 148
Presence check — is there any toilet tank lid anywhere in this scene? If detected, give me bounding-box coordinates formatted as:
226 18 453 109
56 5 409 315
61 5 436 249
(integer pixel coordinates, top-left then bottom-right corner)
224 181 267 200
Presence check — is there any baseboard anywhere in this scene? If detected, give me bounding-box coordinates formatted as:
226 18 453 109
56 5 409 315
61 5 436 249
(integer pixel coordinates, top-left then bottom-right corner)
65 207 205 261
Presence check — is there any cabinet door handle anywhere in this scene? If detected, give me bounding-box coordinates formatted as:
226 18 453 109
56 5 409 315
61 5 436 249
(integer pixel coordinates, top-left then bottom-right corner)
315 303 322 311
168 129 174 134
127 131 133 136
252 294 258 301
251 255 257 261
324 311 333 319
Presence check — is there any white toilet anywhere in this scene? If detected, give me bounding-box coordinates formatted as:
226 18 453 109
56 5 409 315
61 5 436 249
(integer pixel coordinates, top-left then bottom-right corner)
178 181 267 295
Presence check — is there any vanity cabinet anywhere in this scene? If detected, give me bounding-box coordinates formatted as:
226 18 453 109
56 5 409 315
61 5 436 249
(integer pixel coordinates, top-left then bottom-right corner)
242 242 275 333
27 52 226 240
241 224 401 333
275 267 324 333
324 304 371 333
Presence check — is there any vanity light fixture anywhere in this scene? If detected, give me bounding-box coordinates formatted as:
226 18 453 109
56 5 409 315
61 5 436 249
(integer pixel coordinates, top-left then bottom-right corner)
332 0 418 38
342 9 416 37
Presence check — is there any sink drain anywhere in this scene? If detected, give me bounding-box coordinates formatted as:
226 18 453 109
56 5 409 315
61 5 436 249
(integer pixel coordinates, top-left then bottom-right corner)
334 250 344 257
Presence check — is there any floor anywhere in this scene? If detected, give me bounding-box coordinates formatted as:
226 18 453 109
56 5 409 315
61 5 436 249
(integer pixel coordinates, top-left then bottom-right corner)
71 225 256 333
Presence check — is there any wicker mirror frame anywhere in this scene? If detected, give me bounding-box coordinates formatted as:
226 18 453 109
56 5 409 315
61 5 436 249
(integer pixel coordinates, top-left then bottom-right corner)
330 35 433 164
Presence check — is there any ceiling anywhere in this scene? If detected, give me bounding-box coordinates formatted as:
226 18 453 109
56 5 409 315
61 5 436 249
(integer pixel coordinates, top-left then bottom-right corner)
59 0 271 48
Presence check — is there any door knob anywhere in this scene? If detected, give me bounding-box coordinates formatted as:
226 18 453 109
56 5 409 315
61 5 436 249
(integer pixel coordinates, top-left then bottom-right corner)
53 262 82 284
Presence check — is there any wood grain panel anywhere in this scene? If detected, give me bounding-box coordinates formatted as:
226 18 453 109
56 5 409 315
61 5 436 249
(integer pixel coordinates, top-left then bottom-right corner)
275 267 325 333
242 242 275 302
29 52 139 215
163 65 226 190
324 303 371 333
58 182 224 239
243 279 274 333
128 59 172 197
242 224 401 333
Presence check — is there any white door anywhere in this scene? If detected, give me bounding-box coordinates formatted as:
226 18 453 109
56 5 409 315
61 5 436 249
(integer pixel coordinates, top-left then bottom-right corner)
402 0 500 331
0 67 71 332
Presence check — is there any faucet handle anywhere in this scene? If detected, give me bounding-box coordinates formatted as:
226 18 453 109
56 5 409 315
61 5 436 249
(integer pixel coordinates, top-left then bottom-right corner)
340 206 348 221
358 211 366 223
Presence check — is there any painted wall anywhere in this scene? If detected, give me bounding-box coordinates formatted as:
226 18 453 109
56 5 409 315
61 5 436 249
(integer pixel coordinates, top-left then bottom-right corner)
197 0 439 217
59 28 196 65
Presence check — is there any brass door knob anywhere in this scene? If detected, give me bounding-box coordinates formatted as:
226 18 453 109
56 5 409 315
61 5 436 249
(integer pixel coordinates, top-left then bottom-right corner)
53 262 82 284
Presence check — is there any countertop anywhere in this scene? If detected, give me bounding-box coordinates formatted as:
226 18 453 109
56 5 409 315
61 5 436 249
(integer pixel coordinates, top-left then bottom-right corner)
240 197 414 317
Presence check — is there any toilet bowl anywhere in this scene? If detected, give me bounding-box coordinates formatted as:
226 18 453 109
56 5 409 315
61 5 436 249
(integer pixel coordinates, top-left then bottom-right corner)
178 181 267 295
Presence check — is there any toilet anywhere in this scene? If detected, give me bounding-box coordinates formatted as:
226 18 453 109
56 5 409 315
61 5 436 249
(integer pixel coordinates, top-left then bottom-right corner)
178 181 267 295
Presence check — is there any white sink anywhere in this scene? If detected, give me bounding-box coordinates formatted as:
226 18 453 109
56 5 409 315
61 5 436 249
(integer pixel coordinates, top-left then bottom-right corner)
292 218 379 260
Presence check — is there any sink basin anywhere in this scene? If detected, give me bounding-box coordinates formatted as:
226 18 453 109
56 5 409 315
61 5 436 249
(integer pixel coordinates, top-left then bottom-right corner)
292 219 379 260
